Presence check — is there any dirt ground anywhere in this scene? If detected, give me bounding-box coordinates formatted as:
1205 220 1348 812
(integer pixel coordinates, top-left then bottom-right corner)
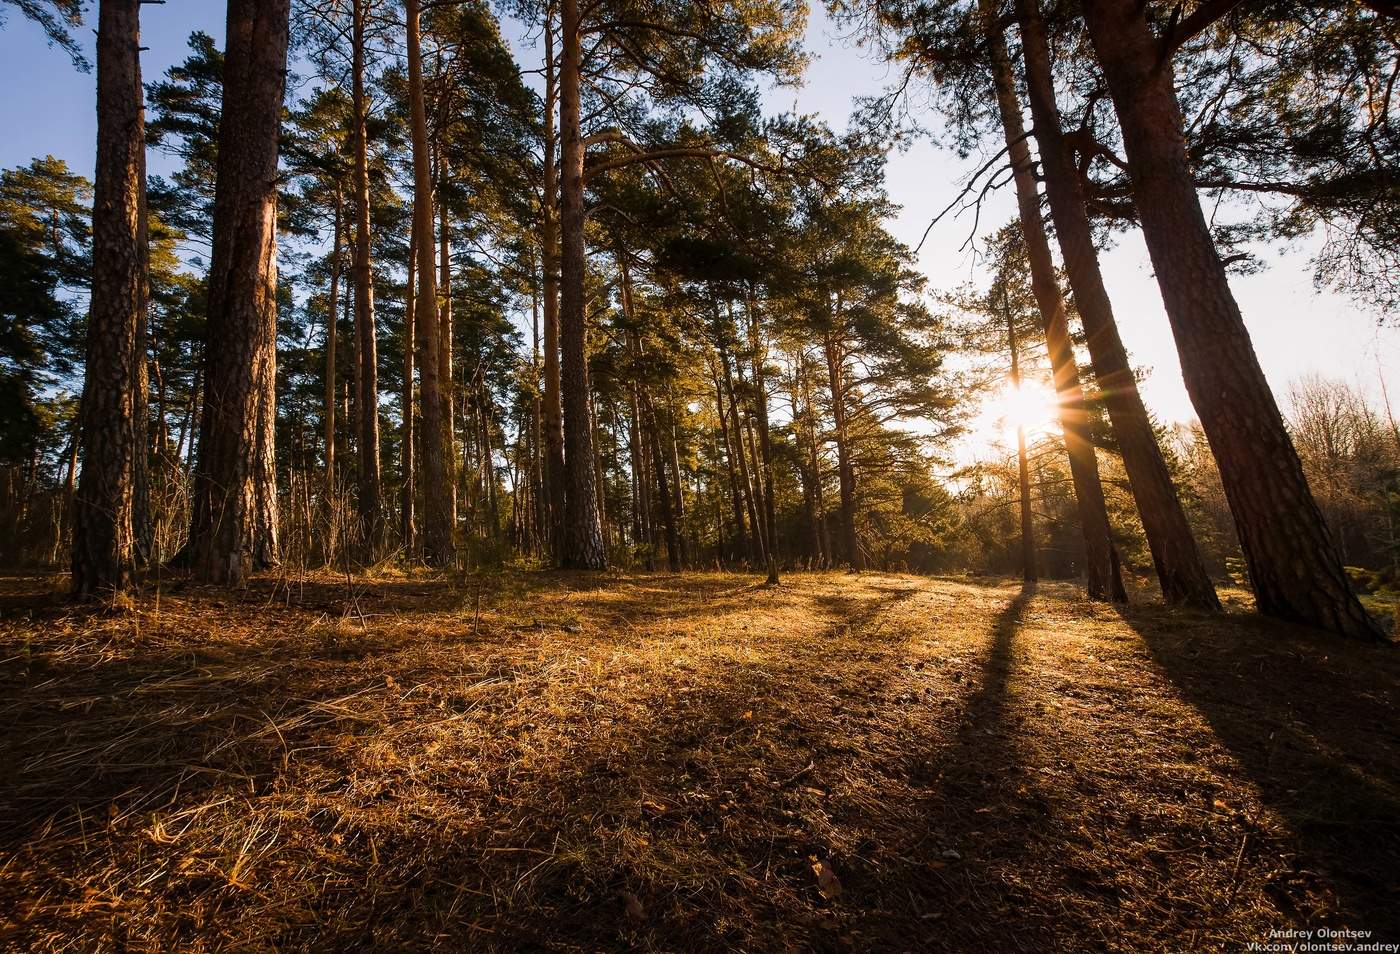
1 569 1397 952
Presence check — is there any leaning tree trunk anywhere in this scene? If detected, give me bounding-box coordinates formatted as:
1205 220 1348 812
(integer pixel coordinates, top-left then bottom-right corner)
557 0 607 568
407 0 454 567
186 0 290 585
73 0 144 598
1081 0 1380 639
1014 0 1217 610
980 5 1124 601
351 0 382 557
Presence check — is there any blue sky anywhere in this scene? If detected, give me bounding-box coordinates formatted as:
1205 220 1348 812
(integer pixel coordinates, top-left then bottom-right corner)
3 0 1396 435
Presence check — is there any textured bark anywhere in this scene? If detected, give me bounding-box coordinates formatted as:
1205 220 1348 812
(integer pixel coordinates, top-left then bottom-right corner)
1081 0 1380 638
351 0 382 555
408 0 454 567
324 190 342 504
541 18 566 562
186 0 289 585
132 101 151 567
72 0 143 598
981 9 1124 601
557 0 606 568
437 162 456 527
402 215 417 556
822 331 862 570
1014 0 1217 610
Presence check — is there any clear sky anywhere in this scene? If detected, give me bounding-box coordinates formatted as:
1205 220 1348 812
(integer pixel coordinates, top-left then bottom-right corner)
4 0 1395 433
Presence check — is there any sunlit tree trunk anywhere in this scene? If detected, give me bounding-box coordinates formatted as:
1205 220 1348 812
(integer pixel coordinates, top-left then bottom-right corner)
1014 0 1216 610
185 0 289 584
822 329 862 570
556 0 607 568
981 11 1124 601
402 214 417 556
1081 0 1380 638
132 109 151 567
437 160 456 527
540 16 566 562
408 0 454 566
351 0 382 556
73 0 144 598
745 290 779 583
324 190 342 509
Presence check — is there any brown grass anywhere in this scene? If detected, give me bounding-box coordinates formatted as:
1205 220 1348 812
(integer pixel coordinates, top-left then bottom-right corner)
0 569 1396 951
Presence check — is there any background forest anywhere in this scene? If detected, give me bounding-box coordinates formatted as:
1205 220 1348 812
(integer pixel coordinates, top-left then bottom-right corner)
0 0 1396 628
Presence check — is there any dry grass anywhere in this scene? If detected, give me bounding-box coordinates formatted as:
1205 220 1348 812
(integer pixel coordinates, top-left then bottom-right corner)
0 569 1397 951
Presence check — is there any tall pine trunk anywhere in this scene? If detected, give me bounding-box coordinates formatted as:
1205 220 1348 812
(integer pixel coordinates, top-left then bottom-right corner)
73 0 144 598
186 0 289 585
557 0 607 568
401 214 417 556
408 0 454 566
745 291 779 583
1081 0 1380 639
541 17 566 562
1014 0 1216 610
437 163 456 526
324 190 342 507
980 8 1124 601
822 330 862 570
351 0 382 556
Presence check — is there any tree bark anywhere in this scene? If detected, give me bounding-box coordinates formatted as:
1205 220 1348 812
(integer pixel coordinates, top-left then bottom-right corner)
1080 0 1380 638
437 158 456 527
980 6 1124 601
1014 0 1216 609
557 0 606 568
823 330 862 570
185 0 289 585
401 211 417 556
324 190 342 508
745 291 778 583
408 0 454 566
351 0 382 556
72 0 144 598
541 15 566 562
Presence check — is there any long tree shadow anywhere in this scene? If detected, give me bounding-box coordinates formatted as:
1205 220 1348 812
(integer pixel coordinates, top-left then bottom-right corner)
1121 604 1400 939
859 583 1049 951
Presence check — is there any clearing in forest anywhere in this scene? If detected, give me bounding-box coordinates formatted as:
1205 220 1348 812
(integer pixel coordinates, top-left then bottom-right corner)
1 571 1397 951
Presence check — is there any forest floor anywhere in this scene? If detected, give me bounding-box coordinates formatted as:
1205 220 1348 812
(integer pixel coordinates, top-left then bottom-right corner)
0 569 1397 952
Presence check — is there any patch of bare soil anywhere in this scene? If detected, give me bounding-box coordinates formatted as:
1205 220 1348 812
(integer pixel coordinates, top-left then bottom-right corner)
0 570 1396 951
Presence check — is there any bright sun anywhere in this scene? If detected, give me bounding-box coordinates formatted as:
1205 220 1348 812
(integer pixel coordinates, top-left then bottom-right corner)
972 378 1061 444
